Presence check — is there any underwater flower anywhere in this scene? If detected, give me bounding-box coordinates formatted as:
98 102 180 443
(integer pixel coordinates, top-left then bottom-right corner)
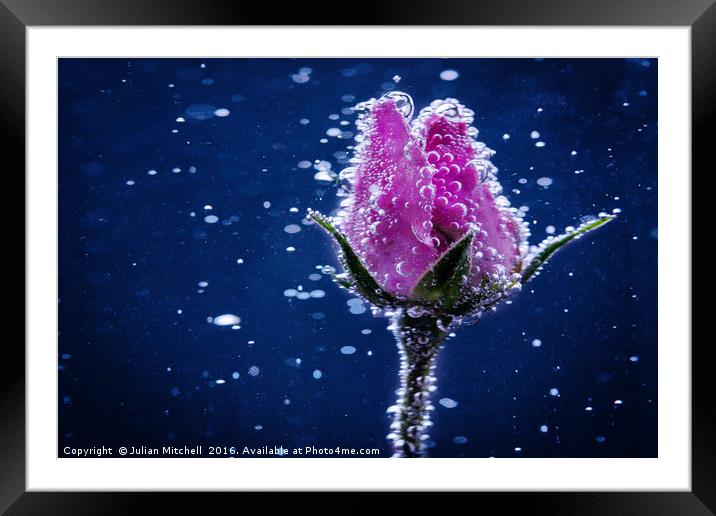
311 92 612 318
309 91 615 457
343 94 526 302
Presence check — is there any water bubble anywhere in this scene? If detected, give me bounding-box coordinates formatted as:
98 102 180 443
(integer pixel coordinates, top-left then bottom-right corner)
284 224 302 234
349 303 367 315
540 425 549 433
439 69 459 81
185 104 217 120
530 130 540 139
395 261 414 277
549 388 559 396
248 366 260 376
453 436 468 445
340 346 356 355
434 103 461 121
232 372 240 380
213 314 240 326
214 108 230 117
313 369 323 379
438 398 458 408
380 91 414 120
536 177 553 187
291 72 310 84
452 203 468 217
204 215 219 223
531 339 542 348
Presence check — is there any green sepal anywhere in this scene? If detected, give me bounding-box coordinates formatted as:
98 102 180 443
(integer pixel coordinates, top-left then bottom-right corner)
520 214 616 283
410 230 474 312
308 211 398 307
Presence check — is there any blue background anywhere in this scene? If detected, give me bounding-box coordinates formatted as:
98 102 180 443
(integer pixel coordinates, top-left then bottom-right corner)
59 58 657 458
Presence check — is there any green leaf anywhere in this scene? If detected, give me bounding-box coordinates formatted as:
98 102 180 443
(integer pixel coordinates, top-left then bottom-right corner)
520 214 616 283
411 230 474 311
308 211 397 307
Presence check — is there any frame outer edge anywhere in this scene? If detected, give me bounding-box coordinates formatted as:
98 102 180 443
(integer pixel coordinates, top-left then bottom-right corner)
691 1 716 513
0 0 27 514
3 0 711 511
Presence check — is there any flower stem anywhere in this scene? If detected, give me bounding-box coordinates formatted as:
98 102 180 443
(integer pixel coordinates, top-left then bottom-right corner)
389 309 449 458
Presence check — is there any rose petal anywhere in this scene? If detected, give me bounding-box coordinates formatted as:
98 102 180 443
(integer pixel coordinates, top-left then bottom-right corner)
414 99 525 282
342 97 438 296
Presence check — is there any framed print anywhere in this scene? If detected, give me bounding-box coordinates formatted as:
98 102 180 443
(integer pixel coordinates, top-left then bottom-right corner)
3 0 711 512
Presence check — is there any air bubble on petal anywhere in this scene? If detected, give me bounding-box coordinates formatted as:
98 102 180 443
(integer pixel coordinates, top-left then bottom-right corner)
434 102 462 122
395 261 415 277
380 91 414 120
419 185 436 200
452 203 468 217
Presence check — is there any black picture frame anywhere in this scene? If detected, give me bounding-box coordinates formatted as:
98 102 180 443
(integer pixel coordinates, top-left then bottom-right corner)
2 0 710 512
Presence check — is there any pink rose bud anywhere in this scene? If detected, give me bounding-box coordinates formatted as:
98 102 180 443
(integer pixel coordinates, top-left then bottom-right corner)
340 93 526 298
311 92 614 316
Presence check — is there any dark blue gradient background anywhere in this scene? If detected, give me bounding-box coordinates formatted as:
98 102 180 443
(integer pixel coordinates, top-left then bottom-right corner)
59 58 657 458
